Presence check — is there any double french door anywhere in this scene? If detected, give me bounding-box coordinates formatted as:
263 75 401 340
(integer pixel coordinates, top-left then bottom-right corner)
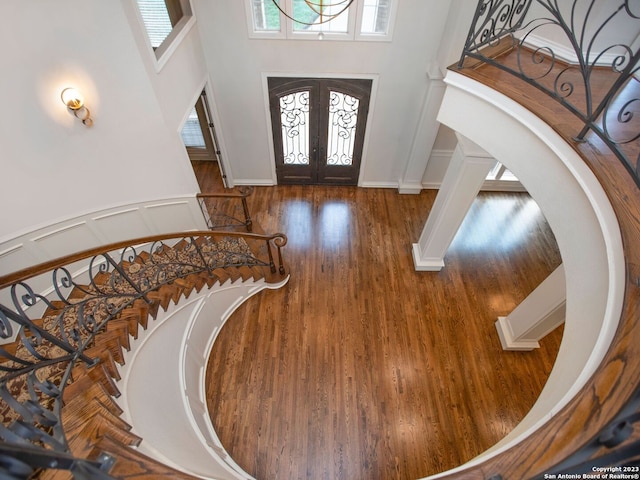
268 77 372 185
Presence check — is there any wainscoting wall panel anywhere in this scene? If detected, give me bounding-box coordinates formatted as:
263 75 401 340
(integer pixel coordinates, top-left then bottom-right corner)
32 221 100 261
0 196 208 344
0 196 208 275
91 208 149 242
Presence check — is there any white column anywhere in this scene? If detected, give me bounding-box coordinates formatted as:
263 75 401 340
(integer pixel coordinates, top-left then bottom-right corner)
398 63 446 194
412 134 494 271
495 264 566 351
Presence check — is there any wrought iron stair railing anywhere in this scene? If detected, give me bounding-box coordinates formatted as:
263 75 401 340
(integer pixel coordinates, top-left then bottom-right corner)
0 229 287 479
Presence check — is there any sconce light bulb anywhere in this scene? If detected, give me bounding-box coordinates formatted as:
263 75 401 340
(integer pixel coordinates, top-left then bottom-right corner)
61 88 84 110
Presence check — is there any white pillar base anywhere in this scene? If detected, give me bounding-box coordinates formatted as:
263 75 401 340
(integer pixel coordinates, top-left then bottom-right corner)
495 316 540 351
412 243 445 271
495 265 566 351
398 183 424 195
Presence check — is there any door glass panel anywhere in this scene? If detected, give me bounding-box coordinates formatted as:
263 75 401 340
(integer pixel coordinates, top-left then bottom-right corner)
280 91 310 165
326 91 359 166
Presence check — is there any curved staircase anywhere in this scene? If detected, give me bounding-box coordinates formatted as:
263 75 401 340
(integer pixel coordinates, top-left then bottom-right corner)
2 2 640 477
0 229 288 479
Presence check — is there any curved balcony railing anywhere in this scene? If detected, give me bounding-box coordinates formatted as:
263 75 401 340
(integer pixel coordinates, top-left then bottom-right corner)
459 0 640 188
440 0 640 477
0 230 287 478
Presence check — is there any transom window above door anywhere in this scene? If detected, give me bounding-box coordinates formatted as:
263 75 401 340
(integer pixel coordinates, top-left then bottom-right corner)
245 0 397 41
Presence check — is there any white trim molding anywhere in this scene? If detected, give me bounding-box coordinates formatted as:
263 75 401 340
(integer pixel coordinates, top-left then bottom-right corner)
117 276 289 480
426 70 625 478
0 196 208 274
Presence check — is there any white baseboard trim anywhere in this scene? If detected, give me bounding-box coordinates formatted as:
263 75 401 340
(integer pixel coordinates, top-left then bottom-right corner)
233 179 275 186
359 181 399 189
398 182 423 194
420 180 527 192
420 182 441 190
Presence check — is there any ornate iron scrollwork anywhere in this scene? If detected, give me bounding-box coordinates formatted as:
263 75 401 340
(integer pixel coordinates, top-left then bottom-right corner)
326 90 360 166
459 0 640 188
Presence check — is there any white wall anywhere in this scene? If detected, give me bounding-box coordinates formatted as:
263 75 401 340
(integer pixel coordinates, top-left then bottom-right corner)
524 1 640 59
0 197 208 277
0 0 204 244
422 125 458 187
192 0 462 187
436 0 479 69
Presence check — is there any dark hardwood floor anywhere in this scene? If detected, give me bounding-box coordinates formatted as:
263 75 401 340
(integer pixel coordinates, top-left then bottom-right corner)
193 161 564 480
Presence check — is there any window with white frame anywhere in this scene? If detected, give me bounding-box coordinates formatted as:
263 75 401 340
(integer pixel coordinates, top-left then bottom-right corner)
486 162 519 182
137 0 184 47
136 0 193 63
246 0 396 41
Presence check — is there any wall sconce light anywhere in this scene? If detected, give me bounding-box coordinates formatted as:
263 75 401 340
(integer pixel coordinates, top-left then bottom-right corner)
61 87 93 126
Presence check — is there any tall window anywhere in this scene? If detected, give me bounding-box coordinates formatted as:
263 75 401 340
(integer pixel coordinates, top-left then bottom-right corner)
483 161 525 192
181 107 206 148
137 0 184 48
250 0 281 33
136 0 193 64
486 162 519 182
246 0 396 41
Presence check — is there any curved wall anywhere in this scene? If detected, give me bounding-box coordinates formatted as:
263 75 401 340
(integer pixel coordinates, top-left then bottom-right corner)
116 276 288 480
428 71 626 475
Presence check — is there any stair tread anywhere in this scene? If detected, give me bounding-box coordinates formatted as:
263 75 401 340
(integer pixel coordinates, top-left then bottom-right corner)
90 335 126 365
92 435 202 479
65 410 142 457
72 362 121 398
63 376 123 417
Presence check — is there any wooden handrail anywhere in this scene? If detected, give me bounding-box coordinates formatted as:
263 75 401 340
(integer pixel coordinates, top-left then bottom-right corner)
195 185 253 199
0 230 287 290
196 187 254 232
